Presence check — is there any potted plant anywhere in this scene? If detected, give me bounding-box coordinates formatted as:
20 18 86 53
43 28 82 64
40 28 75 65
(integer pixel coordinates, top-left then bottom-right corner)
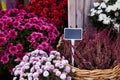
13 49 75 80
0 8 59 79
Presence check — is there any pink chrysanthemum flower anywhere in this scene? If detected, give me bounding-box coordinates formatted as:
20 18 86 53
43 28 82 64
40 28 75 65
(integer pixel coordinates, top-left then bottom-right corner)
0 37 6 46
1 54 9 64
9 46 18 55
16 44 23 51
8 29 17 39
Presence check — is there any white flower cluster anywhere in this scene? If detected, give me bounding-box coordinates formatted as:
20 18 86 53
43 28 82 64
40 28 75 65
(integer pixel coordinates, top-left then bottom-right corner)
13 50 75 80
90 0 120 31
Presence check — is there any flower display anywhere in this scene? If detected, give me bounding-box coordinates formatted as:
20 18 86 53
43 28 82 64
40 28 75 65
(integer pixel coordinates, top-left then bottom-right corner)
90 0 120 31
18 0 68 33
0 9 59 73
57 26 120 70
74 27 120 69
13 49 74 80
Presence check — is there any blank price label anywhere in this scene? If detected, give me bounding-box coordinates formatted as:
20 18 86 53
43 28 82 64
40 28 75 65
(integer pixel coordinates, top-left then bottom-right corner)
64 28 83 40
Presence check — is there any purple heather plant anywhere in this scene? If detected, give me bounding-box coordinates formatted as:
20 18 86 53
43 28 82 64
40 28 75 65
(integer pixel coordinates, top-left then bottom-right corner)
57 27 120 70
13 49 74 80
0 9 59 74
74 28 120 70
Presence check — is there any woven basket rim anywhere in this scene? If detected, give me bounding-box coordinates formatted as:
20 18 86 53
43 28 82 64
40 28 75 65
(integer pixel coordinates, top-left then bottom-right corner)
70 63 120 79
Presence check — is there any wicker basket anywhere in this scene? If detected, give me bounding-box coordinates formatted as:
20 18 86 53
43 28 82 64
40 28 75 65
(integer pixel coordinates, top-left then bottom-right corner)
57 35 120 80
70 64 120 80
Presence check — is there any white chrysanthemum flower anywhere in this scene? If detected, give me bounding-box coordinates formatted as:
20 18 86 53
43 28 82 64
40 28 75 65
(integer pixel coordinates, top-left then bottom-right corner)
100 2 107 8
60 73 66 80
43 71 49 77
50 65 55 70
36 62 41 66
49 54 55 59
43 65 50 70
28 73 32 77
34 65 40 70
33 72 39 78
46 57 52 62
114 23 120 31
28 77 32 80
98 14 107 21
105 5 113 12
46 61 51 65
37 69 43 74
112 4 118 11
55 70 61 76
115 1 120 9
14 70 20 76
13 77 17 80
61 60 68 65
103 17 111 24
93 2 100 7
33 78 39 80
41 56 47 61
90 8 97 16
55 62 60 67
30 66 35 73
23 55 29 62
20 78 24 80
65 66 71 73
97 10 103 14
66 76 72 80
103 0 109 3
98 2 106 9
20 73 27 78
19 61 25 66
72 68 76 73
21 66 26 71
59 64 64 69
25 66 30 70
53 69 59 73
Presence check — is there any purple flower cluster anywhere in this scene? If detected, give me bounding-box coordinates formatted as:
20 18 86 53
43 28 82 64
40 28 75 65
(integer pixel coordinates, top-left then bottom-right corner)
0 9 59 72
13 50 75 80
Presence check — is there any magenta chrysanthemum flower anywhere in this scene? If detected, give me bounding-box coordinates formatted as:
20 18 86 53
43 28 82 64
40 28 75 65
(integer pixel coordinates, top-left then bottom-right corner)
6 43 13 49
31 32 38 38
37 33 43 38
37 44 44 50
27 36 35 43
41 42 49 49
9 46 18 55
0 9 59 74
24 23 31 29
0 37 6 47
13 21 20 27
6 17 12 22
16 44 23 51
8 29 17 39
15 52 26 61
0 21 4 27
0 31 5 37
1 25 9 31
1 54 9 64
17 26 25 30
2 16 8 21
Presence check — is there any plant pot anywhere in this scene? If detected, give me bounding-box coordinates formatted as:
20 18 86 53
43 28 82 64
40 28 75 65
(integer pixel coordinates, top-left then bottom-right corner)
57 35 120 80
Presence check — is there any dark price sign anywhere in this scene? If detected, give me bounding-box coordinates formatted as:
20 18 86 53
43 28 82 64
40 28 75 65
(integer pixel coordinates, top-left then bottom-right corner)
64 28 83 40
